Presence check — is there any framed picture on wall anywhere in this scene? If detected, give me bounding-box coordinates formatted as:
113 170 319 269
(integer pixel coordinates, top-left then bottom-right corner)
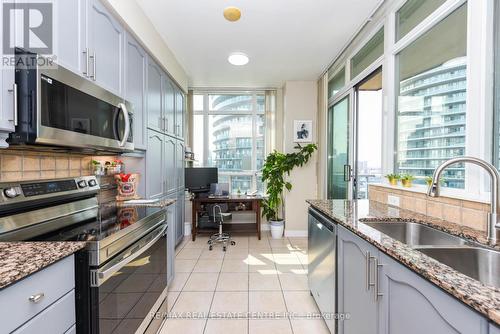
294 120 313 143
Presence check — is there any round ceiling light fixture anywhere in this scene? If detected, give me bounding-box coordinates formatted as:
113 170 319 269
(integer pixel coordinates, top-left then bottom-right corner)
223 6 241 22
228 52 249 66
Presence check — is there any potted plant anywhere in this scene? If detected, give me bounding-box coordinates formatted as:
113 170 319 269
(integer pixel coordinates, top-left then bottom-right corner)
385 173 400 186
261 143 317 239
400 173 415 188
425 176 445 187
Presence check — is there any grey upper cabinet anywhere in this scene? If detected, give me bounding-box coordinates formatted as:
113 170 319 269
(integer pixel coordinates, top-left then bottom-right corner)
146 130 164 199
379 253 488 334
87 0 124 96
176 140 185 190
164 137 176 194
337 225 380 334
175 89 184 138
491 324 500 334
163 78 176 136
0 3 15 147
53 0 87 76
125 33 147 150
147 60 163 133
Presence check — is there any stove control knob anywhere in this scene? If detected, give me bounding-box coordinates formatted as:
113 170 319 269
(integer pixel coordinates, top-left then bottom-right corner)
88 179 97 187
77 180 87 188
4 187 19 198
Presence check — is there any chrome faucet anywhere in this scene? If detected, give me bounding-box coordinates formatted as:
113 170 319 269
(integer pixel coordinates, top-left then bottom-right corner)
427 157 500 246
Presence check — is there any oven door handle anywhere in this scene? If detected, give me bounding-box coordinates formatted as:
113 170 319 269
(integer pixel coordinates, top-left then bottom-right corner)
117 102 130 147
92 224 167 287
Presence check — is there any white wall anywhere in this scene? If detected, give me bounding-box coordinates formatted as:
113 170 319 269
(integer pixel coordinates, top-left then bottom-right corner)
103 0 189 92
282 81 318 236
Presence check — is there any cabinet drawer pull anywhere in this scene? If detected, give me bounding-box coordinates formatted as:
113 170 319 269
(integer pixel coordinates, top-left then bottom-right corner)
28 293 45 303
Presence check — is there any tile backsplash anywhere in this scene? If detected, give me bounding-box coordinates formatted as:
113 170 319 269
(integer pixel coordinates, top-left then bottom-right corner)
0 150 98 182
369 184 490 232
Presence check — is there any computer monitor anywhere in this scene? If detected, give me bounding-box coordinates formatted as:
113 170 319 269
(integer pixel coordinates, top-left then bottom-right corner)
185 168 218 193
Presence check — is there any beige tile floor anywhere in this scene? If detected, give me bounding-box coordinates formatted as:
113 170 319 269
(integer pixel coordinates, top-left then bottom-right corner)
158 233 329 334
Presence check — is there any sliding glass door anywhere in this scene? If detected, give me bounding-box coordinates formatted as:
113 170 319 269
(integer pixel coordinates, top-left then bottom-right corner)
327 95 351 199
354 68 383 199
327 68 383 200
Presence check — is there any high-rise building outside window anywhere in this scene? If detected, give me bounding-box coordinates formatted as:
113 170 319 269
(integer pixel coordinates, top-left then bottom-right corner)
192 92 266 194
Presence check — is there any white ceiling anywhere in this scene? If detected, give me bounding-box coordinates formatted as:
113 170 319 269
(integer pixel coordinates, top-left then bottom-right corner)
136 0 381 88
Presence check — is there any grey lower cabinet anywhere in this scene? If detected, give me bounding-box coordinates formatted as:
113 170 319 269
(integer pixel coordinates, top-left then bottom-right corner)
337 225 380 334
124 33 147 150
379 252 488 334
0 255 75 334
491 324 500 334
175 190 185 246
166 203 176 285
337 224 489 334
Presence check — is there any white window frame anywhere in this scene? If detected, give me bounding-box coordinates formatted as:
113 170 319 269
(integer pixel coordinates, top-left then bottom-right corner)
192 90 266 194
322 0 496 202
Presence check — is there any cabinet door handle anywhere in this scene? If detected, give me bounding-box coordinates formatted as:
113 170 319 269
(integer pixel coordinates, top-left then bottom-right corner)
83 48 89 77
28 292 44 303
372 257 384 301
8 83 18 126
366 251 372 290
90 52 96 81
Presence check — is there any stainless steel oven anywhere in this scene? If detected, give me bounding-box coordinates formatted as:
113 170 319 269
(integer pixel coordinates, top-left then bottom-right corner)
0 176 169 334
8 49 134 152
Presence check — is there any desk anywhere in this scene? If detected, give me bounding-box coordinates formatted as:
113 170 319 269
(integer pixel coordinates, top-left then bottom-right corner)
191 196 263 241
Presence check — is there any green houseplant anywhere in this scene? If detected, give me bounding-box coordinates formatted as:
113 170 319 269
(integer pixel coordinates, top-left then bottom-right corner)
385 173 400 186
400 173 415 188
261 144 318 227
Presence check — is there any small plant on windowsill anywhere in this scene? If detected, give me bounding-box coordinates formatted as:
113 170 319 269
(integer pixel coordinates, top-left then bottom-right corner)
261 144 317 237
425 176 445 187
385 173 400 186
400 173 415 188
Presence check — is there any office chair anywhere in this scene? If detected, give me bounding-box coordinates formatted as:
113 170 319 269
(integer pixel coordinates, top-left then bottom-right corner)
208 204 236 251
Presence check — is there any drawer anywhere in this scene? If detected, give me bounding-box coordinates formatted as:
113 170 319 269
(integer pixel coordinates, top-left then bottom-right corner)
0 255 75 333
13 290 75 334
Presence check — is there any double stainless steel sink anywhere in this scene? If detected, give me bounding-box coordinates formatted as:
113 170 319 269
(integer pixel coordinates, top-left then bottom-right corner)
363 220 500 288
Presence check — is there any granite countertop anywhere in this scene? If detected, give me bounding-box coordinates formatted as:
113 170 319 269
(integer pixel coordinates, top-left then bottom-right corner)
307 199 500 325
0 242 86 290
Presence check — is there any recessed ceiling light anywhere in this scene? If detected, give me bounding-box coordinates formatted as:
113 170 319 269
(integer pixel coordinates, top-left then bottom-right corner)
223 6 241 22
228 52 249 66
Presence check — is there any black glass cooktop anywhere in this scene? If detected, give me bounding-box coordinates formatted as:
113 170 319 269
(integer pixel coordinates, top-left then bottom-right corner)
36 205 162 242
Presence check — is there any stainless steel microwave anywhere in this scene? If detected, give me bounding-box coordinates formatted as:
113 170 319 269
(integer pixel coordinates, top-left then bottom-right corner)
8 50 134 152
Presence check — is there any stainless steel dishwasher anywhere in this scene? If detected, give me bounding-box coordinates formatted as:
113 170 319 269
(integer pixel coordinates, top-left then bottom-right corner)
308 208 336 333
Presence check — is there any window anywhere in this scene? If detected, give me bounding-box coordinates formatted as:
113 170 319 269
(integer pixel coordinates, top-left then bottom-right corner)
396 4 467 189
328 67 345 99
192 92 266 194
350 28 384 79
396 0 447 41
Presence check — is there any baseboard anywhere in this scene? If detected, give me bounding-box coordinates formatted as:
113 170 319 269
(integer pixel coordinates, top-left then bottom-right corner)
284 230 308 237
261 223 270 231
